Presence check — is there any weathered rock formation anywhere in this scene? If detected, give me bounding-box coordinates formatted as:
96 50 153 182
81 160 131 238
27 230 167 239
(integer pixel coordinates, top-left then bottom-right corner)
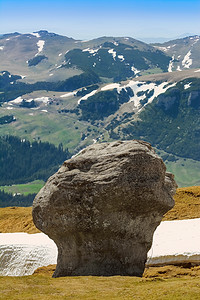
32 140 177 277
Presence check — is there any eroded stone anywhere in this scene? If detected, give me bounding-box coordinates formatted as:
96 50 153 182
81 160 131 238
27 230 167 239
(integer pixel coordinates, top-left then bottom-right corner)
32 140 177 277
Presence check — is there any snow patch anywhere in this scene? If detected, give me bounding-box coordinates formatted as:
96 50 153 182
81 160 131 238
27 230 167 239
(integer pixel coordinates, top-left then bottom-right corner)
147 218 200 266
101 83 121 91
118 55 125 61
10 96 49 105
35 40 45 56
182 50 192 68
168 55 175 72
177 66 182 71
34 97 49 103
30 32 41 38
184 83 192 89
194 69 200 73
60 92 76 98
82 48 99 54
0 46 4 50
49 73 53 76
78 89 98 104
108 49 117 60
131 66 140 75
58 53 62 57
157 46 168 52
10 96 24 104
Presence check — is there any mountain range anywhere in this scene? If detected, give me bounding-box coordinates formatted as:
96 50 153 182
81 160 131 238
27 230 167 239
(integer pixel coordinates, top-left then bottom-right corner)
0 30 200 188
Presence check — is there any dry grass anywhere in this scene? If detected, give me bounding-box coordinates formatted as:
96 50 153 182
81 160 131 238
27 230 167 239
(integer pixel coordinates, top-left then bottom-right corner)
0 268 200 300
34 264 200 279
164 186 200 220
0 207 39 234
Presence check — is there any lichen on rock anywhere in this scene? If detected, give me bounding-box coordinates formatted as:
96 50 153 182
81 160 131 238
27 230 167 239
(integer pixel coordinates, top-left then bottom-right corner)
32 140 177 277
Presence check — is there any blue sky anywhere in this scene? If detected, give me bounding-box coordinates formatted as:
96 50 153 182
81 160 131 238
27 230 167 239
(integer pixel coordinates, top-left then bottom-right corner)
0 0 200 40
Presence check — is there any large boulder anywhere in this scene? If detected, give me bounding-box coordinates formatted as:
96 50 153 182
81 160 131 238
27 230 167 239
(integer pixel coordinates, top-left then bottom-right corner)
32 140 177 277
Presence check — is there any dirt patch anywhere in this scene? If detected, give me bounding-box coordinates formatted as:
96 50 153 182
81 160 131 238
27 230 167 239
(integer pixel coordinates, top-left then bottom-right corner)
144 265 200 279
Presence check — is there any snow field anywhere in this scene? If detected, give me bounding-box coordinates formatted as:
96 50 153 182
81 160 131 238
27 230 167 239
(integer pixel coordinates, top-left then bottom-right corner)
0 233 57 276
1 218 200 276
147 218 200 266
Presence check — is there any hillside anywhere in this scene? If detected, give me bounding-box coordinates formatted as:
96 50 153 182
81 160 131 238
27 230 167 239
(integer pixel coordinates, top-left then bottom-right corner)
118 77 200 161
0 32 200 188
0 135 70 185
153 35 200 72
0 31 171 84
0 186 199 234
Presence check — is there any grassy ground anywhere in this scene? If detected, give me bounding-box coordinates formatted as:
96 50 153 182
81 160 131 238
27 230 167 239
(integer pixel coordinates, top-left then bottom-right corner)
0 206 39 233
164 186 200 220
0 107 84 151
0 186 200 299
0 180 44 196
0 269 200 300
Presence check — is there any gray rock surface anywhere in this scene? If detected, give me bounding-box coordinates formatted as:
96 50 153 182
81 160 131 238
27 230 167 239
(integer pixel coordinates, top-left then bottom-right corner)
32 140 177 277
